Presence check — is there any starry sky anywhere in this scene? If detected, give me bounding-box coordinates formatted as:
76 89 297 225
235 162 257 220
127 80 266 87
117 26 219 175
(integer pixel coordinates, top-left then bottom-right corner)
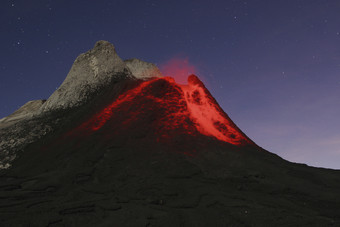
1 0 340 169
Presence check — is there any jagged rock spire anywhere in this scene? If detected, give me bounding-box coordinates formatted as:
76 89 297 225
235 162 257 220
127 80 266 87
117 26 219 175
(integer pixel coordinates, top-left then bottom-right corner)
40 41 129 112
0 41 163 169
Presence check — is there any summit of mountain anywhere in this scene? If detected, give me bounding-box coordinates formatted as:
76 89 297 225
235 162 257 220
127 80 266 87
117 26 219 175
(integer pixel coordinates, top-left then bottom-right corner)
0 41 339 226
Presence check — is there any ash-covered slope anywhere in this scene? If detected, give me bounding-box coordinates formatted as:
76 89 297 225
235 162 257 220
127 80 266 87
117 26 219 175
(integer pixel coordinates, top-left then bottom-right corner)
0 41 340 227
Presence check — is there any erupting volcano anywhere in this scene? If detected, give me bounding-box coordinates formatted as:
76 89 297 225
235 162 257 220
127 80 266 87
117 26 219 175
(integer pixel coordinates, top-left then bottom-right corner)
70 74 252 146
1 41 339 227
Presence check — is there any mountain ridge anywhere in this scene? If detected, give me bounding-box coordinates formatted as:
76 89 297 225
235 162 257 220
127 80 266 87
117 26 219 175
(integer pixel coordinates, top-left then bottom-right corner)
0 41 339 226
0 40 163 169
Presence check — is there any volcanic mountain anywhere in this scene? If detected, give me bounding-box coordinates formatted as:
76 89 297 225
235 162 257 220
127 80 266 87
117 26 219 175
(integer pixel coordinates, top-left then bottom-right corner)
0 41 339 226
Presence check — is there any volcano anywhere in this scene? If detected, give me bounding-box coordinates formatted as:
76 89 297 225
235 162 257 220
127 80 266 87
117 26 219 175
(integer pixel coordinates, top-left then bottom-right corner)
66 75 253 146
0 41 339 226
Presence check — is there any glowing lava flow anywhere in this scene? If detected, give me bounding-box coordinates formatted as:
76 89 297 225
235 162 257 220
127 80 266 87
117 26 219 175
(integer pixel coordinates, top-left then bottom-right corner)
179 75 249 145
71 75 252 145
79 79 158 131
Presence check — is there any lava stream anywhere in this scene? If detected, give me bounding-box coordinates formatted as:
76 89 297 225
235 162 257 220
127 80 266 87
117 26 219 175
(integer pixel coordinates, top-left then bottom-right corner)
70 75 251 146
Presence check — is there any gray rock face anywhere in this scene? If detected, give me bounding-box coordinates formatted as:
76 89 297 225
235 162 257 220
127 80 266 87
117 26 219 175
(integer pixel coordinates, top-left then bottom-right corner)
40 41 132 112
0 117 53 169
125 58 162 79
0 40 163 169
0 100 45 128
0 100 47 169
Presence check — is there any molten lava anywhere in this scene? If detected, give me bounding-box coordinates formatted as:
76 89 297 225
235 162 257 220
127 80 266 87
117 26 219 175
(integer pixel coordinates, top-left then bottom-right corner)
70 75 252 146
181 75 248 145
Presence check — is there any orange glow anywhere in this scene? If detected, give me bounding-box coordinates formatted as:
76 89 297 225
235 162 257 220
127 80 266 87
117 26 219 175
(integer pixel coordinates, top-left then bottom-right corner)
160 57 197 84
180 75 249 145
69 74 252 146
87 79 156 131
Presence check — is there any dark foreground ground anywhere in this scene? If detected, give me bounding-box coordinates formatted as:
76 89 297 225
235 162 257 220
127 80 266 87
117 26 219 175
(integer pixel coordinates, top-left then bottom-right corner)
1 130 340 227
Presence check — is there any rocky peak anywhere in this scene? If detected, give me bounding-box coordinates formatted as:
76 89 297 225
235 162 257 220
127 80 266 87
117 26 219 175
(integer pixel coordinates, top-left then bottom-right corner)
125 58 162 79
39 40 131 112
0 100 45 128
0 41 164 169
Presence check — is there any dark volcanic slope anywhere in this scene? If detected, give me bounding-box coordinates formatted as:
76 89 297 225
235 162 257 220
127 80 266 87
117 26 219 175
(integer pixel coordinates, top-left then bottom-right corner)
65 74 253 146
0 41 340 227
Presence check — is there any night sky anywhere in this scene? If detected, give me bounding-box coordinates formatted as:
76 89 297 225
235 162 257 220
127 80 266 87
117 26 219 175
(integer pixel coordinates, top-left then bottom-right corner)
1 0 340 169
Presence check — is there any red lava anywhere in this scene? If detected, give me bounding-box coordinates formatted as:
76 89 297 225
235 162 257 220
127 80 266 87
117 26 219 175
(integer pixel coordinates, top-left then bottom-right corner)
71 75 251 146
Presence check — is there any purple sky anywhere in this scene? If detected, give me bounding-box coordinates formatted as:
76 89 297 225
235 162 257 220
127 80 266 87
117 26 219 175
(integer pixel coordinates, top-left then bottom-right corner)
1 0 340 169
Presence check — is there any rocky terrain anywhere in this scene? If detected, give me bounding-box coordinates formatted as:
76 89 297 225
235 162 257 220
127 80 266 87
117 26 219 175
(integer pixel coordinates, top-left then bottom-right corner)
0 41 339 226
0 41 160 170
